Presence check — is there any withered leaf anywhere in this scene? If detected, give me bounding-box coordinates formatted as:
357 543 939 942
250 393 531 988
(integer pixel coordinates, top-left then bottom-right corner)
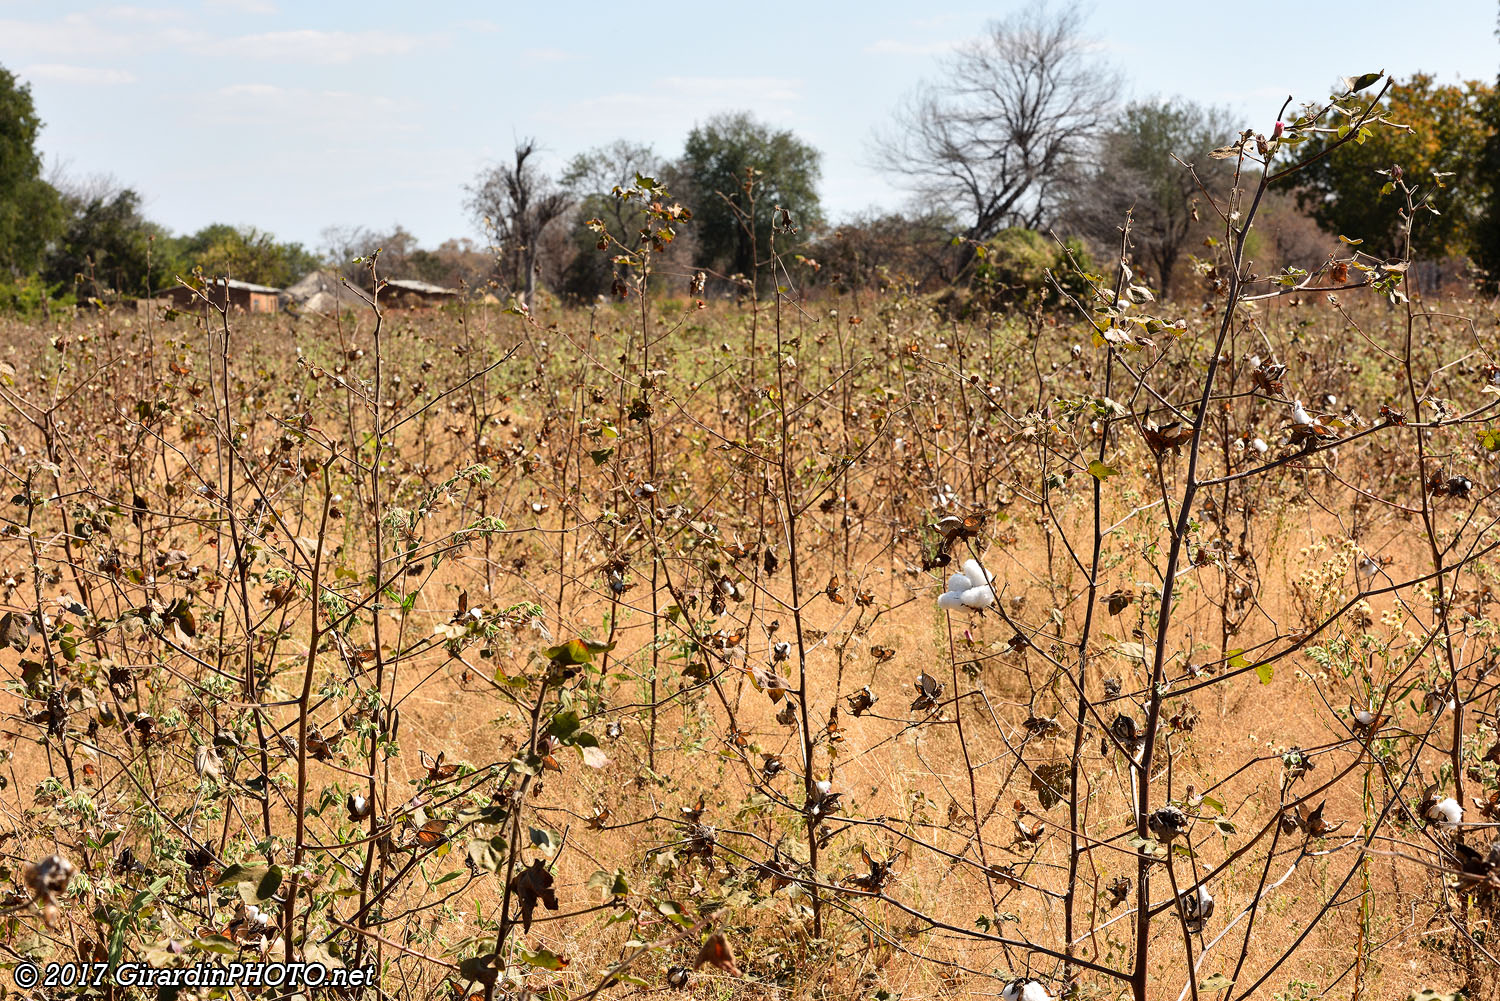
509 858 559 932
694 932 742 977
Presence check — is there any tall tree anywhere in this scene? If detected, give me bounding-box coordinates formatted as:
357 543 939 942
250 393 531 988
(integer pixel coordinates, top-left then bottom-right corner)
44 183 165 299
874 1 1117 246
467 141 572 306
1473 9 1500 287
0 64 64 275
173 223 319 288
559 141 663 298
1063 99 1237 297
563 141 662 246
1292 73 1493 260
677 112 822 290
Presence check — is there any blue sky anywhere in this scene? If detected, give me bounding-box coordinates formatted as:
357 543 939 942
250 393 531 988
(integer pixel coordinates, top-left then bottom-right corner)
2 0 1497 252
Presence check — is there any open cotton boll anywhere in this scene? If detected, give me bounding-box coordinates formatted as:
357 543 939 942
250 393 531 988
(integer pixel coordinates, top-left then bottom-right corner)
1251 438 1269 454
1291 399 1314 425
960 559 992 586
1001 980 1055 1001
1426 796 1463 828
939 557 997 611
960 585 996 609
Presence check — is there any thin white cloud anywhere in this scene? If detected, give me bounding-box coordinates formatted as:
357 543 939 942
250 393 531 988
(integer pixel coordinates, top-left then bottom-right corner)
658 76 802 103
204 0 279 12
910 14 962 29
21 63 138 85
102 5 182 23
223 29 427 64
201 83 413 134
0 13 204 55
556 76 804 134
864 39 958 56
520 47 570 64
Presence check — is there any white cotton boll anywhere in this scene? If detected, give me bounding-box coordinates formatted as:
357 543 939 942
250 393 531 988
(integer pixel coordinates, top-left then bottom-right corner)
1249 354 1262 369
1002 981 1055 1001
937 591 965 610
1251 438 1269 454
814 780 832 797
1291 399 1314 425
947 572 972 594
1426 796 1463 828
961 585 996 609
960 559 992 587
1357 557 1380 580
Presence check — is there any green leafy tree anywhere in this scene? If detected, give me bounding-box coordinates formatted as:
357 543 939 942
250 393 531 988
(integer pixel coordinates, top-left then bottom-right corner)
1292 73 1494 259
172 223 319 288
677 112 822 291
1063 99 1237 297
0 64 64 275
44 186 167 299
559 141 662 298
1474 14 1500 287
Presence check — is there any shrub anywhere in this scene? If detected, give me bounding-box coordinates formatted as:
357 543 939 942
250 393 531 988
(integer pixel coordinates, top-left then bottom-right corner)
0 273 71 319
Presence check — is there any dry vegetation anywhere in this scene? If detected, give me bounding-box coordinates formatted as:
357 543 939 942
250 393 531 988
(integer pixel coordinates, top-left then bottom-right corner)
4 86 1500 1001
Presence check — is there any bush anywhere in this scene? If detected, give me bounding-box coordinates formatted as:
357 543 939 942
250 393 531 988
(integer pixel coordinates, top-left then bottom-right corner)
968 228 1094 311
0 273 71 319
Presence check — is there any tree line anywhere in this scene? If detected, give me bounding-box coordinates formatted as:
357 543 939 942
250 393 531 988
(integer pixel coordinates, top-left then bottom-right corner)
2 1 1498 314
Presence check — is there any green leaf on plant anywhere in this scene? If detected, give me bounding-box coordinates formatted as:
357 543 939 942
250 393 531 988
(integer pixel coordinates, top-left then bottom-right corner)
588 868 631 896
516 947 567 970
467 837 506 873
1087 460 1120 481
543 639 594 665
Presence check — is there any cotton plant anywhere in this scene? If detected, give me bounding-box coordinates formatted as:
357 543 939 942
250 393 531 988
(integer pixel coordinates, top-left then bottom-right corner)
937 558 997 610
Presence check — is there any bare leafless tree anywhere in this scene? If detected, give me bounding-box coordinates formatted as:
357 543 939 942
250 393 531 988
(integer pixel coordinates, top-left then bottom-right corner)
874 1 1117 247
467 140 572 305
